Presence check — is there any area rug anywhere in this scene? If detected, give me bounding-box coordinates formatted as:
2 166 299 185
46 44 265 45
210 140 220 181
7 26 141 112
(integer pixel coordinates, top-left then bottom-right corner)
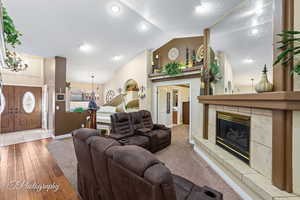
47 126 242 200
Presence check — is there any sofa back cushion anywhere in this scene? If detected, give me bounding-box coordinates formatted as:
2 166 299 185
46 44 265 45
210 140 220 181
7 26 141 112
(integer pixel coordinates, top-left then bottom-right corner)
130 111 144 130
106 145 177 200
72 128 99 183
90 136 120 200
139 110 154 129
111 112 134 136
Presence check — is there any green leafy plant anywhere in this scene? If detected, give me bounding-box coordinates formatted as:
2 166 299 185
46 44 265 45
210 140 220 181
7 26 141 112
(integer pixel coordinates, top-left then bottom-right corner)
2 7 22 48
209 59 222 83
274 30 300 74
163 62 184 76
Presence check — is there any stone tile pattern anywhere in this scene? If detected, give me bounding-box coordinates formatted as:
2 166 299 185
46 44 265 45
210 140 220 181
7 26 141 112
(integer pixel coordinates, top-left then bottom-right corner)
0 129 52 147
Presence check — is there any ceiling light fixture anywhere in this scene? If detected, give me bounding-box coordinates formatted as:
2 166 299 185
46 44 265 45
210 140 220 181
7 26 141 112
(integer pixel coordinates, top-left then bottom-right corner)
251 28 259 35
195 4 204 13
112 55 123 61
111 5 120 13
79 43 92 53
243 58 254 64
254 1 264 15
252 19 258 27
255 8 263 15
138 22 149 32
195 0 209 14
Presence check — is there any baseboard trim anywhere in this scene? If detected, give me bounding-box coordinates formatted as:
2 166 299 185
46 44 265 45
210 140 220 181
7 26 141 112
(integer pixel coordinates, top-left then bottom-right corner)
193 145 253 200
53 133 72 139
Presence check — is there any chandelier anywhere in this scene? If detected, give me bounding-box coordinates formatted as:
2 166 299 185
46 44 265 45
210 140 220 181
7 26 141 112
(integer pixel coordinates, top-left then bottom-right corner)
4 50 28 72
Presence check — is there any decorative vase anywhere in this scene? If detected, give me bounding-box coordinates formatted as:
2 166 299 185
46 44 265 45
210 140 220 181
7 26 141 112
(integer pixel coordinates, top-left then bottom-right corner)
199 82 213 95
255 65 273 93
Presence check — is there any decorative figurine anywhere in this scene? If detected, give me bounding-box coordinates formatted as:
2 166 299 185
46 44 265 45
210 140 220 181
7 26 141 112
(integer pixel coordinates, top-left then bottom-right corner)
186 48 189 66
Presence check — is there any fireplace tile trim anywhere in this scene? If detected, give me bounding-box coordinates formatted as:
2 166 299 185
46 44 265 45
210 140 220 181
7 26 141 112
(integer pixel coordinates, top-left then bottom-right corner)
209 105 273 179
193 136 298 200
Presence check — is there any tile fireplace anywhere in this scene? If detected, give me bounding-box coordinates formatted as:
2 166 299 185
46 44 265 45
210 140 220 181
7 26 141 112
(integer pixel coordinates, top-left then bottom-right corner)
216 112 250 164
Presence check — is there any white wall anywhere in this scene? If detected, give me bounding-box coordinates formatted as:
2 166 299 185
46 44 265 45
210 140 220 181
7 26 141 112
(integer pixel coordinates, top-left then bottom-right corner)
44 58 55 132
2 53 44 86
215 51 234 94
293 0 300 194
103 50 152 110
152 78 202 143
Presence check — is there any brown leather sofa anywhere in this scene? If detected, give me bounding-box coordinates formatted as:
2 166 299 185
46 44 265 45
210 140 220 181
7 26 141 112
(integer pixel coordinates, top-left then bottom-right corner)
72 128 223 200
110 110 171 152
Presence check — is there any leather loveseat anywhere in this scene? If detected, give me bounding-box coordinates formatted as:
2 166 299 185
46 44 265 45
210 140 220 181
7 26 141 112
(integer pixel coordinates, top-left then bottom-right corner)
110 110 171 152
72 128 223 200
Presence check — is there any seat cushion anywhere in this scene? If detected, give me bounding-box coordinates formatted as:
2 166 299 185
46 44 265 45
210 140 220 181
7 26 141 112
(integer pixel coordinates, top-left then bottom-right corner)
152 130 170 143
172 174 194 200
187 186 223 200
126 135 150 149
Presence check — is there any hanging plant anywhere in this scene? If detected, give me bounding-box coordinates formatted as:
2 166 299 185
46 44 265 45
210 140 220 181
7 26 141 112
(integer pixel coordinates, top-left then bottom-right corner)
2 7 22 48
274 30 300 74
1 6 27 72
5 50 28 72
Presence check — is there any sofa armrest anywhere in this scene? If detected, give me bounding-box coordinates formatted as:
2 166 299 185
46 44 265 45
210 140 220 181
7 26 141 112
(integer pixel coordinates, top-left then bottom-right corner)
153 124 169 130
108 133 128 140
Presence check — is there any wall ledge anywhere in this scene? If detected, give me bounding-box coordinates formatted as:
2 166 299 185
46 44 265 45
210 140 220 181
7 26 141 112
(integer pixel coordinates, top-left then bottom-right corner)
198 91 300 110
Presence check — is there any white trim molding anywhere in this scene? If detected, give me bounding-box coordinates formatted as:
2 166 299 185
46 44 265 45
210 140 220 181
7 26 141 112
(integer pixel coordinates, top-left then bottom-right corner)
193 145 253 200
53 133 72 140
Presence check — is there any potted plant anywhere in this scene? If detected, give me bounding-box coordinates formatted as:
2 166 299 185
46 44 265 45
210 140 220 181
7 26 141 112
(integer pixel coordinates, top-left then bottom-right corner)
163 62 185 76
200 58 222 95
274 30 300 74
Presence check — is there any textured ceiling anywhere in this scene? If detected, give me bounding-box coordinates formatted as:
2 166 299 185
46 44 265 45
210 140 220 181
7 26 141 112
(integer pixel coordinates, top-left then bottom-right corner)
210 0 274 88
4 0 244 83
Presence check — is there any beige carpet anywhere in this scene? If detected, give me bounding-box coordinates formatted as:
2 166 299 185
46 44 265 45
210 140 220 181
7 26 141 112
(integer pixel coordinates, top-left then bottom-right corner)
47 125 242 200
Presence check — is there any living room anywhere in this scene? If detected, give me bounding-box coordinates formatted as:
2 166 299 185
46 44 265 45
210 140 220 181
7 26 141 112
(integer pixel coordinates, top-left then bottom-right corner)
0 0 300 200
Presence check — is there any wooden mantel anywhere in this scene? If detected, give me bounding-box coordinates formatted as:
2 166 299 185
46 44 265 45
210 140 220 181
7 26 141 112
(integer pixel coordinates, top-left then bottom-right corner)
197 91 300 110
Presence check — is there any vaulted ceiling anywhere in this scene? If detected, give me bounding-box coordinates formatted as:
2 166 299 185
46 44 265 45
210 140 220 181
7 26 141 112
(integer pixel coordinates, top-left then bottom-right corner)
4 0 244 83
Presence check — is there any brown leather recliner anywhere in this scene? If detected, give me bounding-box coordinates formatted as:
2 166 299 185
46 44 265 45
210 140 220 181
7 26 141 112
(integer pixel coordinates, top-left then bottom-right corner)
136 110 172 152
73 129 223 200
110 112 150 150
110 110 171 152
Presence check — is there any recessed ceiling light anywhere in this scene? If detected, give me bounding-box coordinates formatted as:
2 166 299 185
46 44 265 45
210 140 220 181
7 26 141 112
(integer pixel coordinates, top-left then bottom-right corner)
195 5 204 13
252 19 258 26
251 28 259 35
243 58 254 64
138 22 149 32
255 8 263 15
111 5 120 13
195 0 210 14
79 43 92 53
112 55 123 61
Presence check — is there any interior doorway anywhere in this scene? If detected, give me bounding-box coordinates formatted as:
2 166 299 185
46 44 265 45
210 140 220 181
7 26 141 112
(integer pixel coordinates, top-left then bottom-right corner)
1 85 42 133
156 84 190 128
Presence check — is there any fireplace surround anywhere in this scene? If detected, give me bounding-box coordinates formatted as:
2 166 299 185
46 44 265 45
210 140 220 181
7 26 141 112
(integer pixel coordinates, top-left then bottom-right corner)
216 112 250 164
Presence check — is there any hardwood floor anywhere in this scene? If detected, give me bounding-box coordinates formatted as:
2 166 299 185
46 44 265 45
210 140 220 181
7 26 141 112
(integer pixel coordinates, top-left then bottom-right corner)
0 139 80 200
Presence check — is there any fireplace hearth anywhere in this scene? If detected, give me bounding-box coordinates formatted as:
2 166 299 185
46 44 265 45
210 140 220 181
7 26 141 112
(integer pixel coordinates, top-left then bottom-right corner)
216 112 250 164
